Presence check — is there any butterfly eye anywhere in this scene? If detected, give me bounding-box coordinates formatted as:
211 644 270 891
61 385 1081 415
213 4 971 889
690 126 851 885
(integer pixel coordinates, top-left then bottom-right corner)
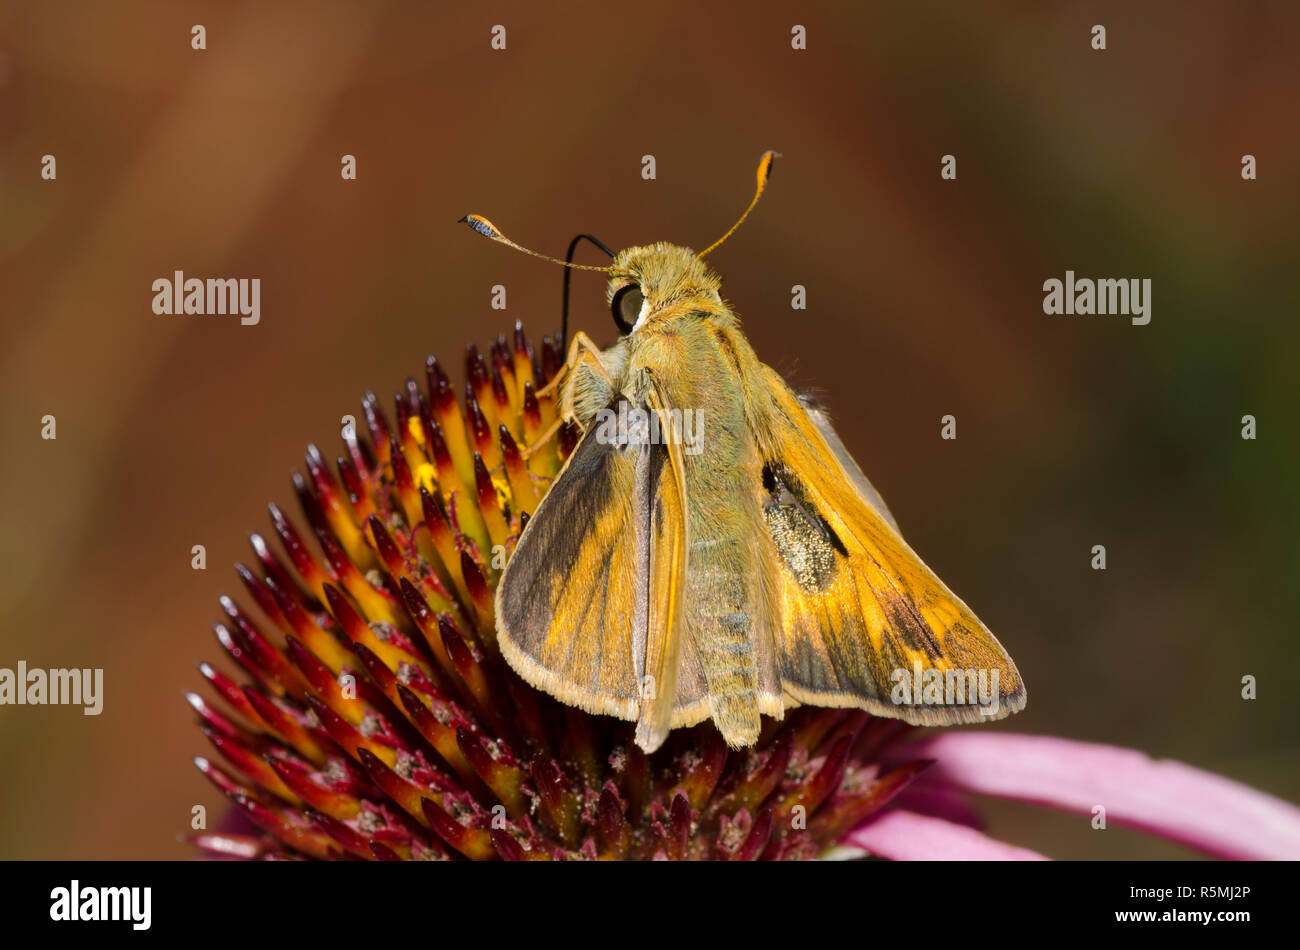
610 284 644 334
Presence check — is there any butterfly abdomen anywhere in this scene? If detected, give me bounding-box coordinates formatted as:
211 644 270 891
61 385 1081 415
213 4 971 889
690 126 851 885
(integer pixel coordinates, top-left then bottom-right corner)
687 533 761 747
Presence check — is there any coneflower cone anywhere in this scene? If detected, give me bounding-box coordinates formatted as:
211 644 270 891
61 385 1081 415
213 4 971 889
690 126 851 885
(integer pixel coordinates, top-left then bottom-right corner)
189 322 928 861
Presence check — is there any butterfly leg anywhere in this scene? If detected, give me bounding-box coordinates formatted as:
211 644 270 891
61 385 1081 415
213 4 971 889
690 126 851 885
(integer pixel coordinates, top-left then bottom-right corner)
521 341 613 458
535 331 611 399
520 418 564 459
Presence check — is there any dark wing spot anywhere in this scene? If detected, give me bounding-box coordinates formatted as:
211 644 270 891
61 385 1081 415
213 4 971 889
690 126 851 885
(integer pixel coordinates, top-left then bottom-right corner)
761 462 843 592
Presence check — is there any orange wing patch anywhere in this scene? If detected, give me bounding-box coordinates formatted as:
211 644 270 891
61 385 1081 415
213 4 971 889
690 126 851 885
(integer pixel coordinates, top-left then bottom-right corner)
760 367 1025 724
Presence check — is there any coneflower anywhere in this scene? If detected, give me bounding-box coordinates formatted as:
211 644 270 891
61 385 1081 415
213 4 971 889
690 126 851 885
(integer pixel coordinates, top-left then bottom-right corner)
189 323 1300 861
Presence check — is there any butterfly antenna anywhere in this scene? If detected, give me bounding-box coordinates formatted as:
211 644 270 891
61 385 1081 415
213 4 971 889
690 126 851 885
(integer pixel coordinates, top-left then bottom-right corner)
561 233 616 348
459 214 613 272
698 150 779 258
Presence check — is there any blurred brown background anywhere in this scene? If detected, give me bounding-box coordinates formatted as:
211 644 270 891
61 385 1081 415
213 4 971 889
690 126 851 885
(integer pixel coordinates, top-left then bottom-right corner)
1 1 1297 859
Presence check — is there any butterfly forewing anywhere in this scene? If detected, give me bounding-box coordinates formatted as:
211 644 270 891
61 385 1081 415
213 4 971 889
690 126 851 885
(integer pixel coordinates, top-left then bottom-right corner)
758 365 1026 723
495 397 702 750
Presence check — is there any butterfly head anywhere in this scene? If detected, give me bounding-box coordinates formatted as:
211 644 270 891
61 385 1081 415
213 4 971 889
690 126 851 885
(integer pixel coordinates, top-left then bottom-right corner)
459 150 777 340
605 244 722 334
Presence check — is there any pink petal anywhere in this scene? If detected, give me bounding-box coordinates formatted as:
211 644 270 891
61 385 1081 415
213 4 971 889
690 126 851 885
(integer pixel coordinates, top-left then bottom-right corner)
192 833 266 860
887 733 1300 860
890 779 986 829
846 809 1047 860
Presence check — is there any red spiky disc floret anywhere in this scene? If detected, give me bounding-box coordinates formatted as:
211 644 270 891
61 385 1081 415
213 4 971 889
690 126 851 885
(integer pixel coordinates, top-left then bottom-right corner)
190 322 929 860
